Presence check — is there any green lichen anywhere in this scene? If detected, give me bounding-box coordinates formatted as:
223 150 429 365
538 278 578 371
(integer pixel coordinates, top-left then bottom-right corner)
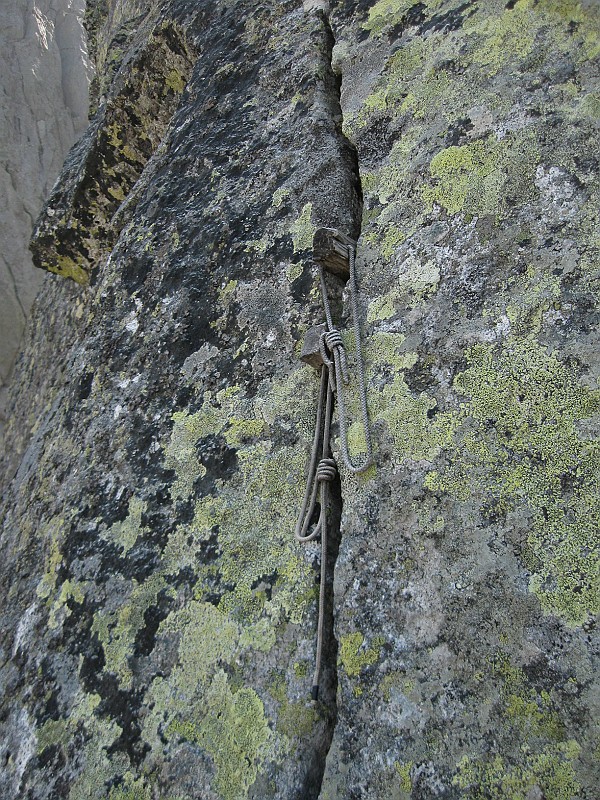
167 670 274 800
426 337 600 625
493 653 564 741
270 673 318 740
36 516 66 602
290 202 315 252
102 495 145 554
369 369 456 461
466 0 538 77
339 632 385 677
36 718 70 754
293 661 309 679
92 572 167 687
140 368 323 794
48 254 89 284
364 0 442 36
108 774 153 800
453 742 581 800
65 691 123 800
364 224 406 260
165 68 186 93
48 578 86 629
400 68 450 120
367 290 402 323
108 185 126 202
394 760 413 792
272 187 290 208
422 133 539 218
351 43 427 130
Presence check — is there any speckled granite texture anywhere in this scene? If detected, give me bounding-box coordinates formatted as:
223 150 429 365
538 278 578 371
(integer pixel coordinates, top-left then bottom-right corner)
1 1 598 798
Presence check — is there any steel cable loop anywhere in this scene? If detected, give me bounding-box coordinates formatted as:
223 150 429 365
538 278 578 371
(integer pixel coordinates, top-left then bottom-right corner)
296 243 374 699
294 367 329 544
318 252 373 474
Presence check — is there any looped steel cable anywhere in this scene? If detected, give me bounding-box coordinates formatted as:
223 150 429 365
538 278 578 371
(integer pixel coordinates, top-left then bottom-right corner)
294 365 335 698
295 240 373 700
318 244 373 474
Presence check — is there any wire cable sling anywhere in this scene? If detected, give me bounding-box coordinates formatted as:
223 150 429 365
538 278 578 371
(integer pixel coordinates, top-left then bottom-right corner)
295 240 373 700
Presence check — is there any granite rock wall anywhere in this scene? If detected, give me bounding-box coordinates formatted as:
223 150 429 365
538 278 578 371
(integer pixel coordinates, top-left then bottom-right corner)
0 1 598 799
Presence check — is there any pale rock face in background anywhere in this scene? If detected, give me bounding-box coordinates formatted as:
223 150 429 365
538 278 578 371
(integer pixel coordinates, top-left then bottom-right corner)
0 0 90 447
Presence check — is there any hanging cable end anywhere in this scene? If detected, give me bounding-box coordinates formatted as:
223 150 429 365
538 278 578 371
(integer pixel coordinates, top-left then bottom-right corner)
311 685 319 701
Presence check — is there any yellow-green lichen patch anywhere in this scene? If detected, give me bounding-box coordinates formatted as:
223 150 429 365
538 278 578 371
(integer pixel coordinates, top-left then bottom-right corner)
165 68 186 93
290 202 315 252
215 442 312 622
108 773 153 800
453 741 581 800
364 224 406 261
492 653 565 741
339 632 385 678
270 672 318 740
167 670 274 800
160 600 240 696
165 386 261 499
36 516 67 603
102 495 146 554
338 326 457 463
139 600 284 795
350 45 428 133
394 760 413 793
422 133 539 219
399 68 450 121
369 369 457 461
142 368 325 794
65 691 124 800
47 253 89 285
465 0 539 77
426 337 600 625
464 0 600 77
36 718 71 755
272 187 290 208
92 573 167 688
367 289 403 323
163 371 317 624
364 0 443 37
48 578 86 629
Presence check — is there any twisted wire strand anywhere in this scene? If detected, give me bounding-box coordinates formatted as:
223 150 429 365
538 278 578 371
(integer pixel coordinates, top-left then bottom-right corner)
296 240 373 700
294 367 329 544
318 250 373 473
294 363 336 699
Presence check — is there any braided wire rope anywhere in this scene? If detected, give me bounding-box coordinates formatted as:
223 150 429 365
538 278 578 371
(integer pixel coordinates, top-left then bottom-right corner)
295 242 373 700
318 244 373 473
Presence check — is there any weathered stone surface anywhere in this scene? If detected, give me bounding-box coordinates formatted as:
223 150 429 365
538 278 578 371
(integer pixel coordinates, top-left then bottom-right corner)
1 1 599 799
321 1 600 797
0 0 90 450
2 1 359 798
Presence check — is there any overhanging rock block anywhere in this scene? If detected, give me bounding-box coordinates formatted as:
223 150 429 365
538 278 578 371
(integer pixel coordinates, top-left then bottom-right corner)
313 227 356 279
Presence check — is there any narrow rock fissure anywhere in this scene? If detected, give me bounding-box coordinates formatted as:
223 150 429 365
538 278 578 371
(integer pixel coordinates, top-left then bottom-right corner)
305 9 364 800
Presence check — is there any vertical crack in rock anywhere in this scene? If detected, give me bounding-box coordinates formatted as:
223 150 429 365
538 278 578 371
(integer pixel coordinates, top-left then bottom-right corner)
306 8 363 799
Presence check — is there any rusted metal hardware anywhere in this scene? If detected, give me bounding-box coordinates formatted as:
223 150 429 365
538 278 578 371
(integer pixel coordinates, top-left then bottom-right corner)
300 323 327 369
312 227 356 279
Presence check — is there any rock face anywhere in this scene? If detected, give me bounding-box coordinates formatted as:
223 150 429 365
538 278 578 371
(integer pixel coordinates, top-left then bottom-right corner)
1 1 599 799
0 0 90 448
